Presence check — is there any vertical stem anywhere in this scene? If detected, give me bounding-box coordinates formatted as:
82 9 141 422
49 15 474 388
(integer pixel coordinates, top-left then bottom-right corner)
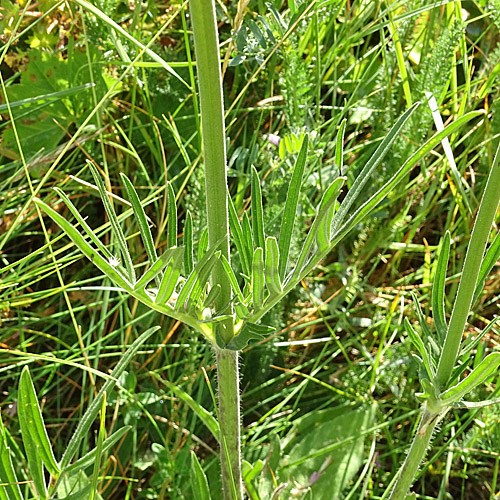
435 144 500 389
388 407 440 500
188 1 242 498
216 348 242 499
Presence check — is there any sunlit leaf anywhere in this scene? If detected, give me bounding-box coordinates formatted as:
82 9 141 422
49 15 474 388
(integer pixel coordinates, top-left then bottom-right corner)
278 134 308 279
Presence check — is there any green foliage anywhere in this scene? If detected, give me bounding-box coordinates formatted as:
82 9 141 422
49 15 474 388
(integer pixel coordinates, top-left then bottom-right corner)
3 1 500 499
0 47 109 161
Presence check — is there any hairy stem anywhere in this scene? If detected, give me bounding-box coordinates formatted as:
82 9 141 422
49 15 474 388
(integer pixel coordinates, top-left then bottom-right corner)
189 0 241 498
388 407 440 500
216 348 242 499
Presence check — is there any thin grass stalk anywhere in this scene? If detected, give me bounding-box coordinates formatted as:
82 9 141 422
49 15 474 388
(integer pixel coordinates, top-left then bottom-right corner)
188 0 242 498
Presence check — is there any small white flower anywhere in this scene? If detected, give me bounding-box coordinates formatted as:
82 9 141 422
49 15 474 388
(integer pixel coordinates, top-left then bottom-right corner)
109 255 120 267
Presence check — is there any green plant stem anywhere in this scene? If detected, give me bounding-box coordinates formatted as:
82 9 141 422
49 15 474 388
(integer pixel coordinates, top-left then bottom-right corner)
216 348 242 499
388 407 440 500
435 145 500 389
188 0 232 342
189 0 241 498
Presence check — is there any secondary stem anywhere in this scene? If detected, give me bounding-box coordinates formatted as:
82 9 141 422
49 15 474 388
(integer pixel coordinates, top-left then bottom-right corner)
188 0 242 498
435 145 500 389
388 407 440 500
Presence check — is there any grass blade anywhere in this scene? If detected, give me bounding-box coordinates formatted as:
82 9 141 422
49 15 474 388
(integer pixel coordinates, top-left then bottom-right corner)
0 413 22 500
251 166 265 250
66 427 131 474
18 368 60 478
167 182 178 249
89 394 106 500
278 134 308 279
87 161 135 283
191 452 212 500
59 327 160 472
432 231 450 341
335 119 346 173
73 0 188 87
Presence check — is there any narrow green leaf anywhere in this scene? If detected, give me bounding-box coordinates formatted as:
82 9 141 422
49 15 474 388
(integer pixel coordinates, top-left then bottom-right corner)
440 352 500 405
204 284 221 308
34 199 134 291
251 166 265 250
19 368 60 478
316 177 345 252
175 248 221 312
155 247 184 306
228 194 251 276
184 211 194 275
290 177 345 284
235 302 252 320
120 173 159 285
167 182 178 249
18 368 56 500
330 110 484 246
59 327 160 472
73 0 188 87
473 229 500 304
411 292 433 340
265 237 282 297
453 396 500 409
153 376 219 442
89 393 106 500
53 187 114 262
252 247 265 310
432 231 450 341
0 413 22 500
405 318 434 378
66 427 130 474
278 134 308 279
331 102 420 236
190 452 212 500
198 228 208 262
460 318 499 359
220 256 247 305
87 161 135 283
335 119 346 173
135 247 178 291
241 212 254 261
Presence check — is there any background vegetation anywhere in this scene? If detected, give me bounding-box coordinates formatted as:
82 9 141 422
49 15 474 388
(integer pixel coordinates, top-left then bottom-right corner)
1 0 500 498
